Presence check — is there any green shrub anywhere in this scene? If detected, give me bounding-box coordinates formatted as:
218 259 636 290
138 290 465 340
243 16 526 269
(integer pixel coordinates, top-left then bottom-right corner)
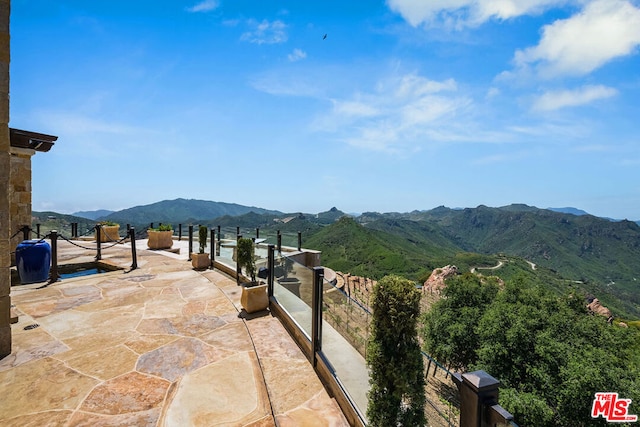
237 237 256 283
367 275 426 427
198 225 208 254
148 224 173 232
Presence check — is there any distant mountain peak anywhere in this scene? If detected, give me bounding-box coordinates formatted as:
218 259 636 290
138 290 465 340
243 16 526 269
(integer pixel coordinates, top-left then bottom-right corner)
72 209 115 220
547 207 590 216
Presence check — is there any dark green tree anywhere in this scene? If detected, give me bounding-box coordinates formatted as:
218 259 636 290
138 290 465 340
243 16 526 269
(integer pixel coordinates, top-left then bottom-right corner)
422 273 499 370
474 279 640 426
367 275 426 427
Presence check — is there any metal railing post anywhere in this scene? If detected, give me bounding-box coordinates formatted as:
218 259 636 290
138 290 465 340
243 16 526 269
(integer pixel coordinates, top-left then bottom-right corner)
236 234 242 286
256 227 259 239
277 231 282 253
178 224 182 241
21 225 30 241
210 229 215 269
36 223 41 238
216 226 221 255
298 231 302 251
312 266 324 367
130 227 138 270
48 230 60 283
95 225 102 261
188 225 193 261
267 245 275 298
236 226 240 235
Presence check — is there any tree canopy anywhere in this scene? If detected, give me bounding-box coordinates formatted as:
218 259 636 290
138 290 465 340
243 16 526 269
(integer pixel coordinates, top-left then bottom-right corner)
422 274 640 426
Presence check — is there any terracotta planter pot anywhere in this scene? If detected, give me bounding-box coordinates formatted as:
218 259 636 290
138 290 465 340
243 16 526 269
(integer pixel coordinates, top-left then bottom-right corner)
147 230 173 249
96 225 120 242
241 284 269 314
191 252 210 270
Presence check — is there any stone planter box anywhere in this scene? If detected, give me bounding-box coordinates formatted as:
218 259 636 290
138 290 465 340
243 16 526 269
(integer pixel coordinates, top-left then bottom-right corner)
96 225 120 243
147 230 173 250
191 252 210 270
241 283 269 314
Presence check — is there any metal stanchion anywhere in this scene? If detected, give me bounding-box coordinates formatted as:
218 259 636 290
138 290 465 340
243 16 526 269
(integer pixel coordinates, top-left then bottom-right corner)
95 225 102 261
236 234 242 286
48 230 60 283
277 231 282 253
312 267 324 367
130 227 138 270
210 229 215 270
188 225 193 261
267 245 275 298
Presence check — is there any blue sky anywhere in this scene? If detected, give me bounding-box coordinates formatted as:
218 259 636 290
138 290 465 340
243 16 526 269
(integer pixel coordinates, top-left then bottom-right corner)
11 0 640 219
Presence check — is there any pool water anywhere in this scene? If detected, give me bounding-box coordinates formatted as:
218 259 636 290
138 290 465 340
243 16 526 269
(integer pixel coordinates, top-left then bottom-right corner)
59 266 113 279
11 262 122 286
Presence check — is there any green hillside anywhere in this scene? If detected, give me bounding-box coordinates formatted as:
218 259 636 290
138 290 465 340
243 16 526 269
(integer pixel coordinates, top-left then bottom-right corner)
103 198 282 226
31 200 640 318
304 217 458 280
30 211 96 238
407 205 640 317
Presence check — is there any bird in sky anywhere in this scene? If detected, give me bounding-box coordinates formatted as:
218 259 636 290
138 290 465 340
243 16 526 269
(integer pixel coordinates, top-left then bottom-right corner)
323 34 327 40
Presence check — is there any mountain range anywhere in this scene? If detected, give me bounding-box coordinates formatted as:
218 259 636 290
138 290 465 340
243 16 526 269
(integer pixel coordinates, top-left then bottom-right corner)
76 198 282 225
36 198 640 319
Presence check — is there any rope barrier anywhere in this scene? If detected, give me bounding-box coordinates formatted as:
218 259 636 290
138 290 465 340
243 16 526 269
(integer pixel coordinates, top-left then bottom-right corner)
10 228 27 240
98 234 130 250
57 234 100 251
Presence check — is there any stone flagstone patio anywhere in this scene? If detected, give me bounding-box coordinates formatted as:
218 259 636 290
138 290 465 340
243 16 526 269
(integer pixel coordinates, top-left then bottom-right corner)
0 239 348 426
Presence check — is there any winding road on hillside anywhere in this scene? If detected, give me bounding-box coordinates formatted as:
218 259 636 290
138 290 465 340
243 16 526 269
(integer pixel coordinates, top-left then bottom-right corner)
470 259 537 274
470 260 504 274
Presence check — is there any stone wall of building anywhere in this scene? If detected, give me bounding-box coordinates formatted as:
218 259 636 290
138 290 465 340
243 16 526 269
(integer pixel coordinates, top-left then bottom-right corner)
0 0 11 358
9 149 33 264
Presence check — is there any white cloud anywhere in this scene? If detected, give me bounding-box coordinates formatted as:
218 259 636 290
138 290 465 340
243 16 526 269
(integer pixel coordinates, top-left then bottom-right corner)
250 73 323 97
287 48 307 62
241 19 288 44
332 100 380 118
186 0 219 13
532 85 618 111
34 110 147 136
515 0 640 78
386 0 572 28
315 72 474 152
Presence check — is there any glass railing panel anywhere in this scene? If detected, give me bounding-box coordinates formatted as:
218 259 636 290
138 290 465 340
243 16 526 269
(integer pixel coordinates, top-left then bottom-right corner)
320 276 370 422
213 239 236 270
272 254 314 338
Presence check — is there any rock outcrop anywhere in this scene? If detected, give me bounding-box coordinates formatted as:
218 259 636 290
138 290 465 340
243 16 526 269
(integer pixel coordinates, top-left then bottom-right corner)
423 265 458 295
587 298 613 320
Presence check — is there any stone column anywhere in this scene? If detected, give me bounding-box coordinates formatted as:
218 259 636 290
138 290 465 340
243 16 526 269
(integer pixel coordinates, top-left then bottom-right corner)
9 148 33 265
0 0 11 359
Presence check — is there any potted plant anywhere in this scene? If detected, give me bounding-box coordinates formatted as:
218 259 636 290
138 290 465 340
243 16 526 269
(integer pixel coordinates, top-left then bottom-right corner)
96 221 120 243
147 224 173 249
237 237 268 313
191 225 210 270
